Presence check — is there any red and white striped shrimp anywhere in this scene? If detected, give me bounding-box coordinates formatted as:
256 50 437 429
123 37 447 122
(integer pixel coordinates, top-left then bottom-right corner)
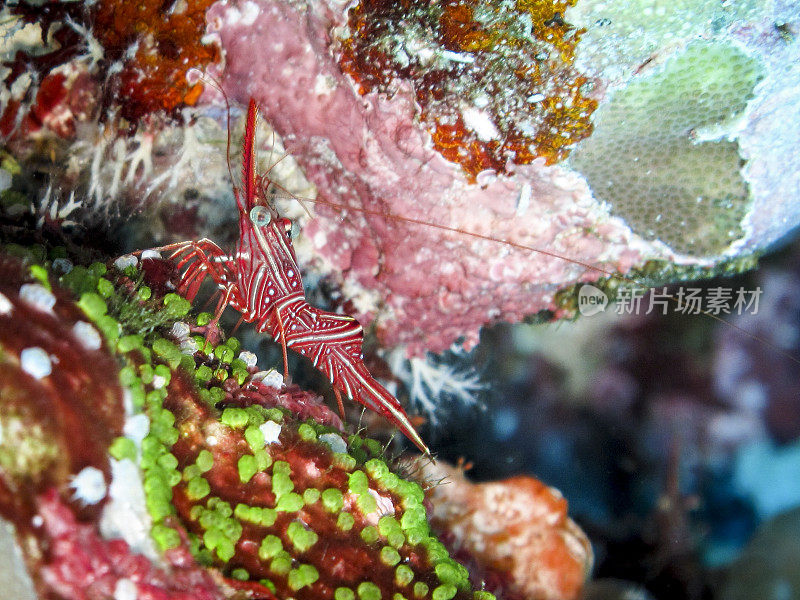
162 98 431 455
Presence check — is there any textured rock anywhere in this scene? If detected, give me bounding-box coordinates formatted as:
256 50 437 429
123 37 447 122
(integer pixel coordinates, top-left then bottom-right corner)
420 462 593 600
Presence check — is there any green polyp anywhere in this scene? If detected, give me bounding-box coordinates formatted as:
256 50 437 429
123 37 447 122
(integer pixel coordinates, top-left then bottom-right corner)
96 277 114 297
336 587 356 600
254 449 272 471
195 365 213 383
405 526 428 546
117 334 143 353
381 546 401 566
230 568 249 581
153 338 182 368
238 455 258 483
29 264 50 288
287 521 319 553
348 470 369 493
303 488 321 505
95 314 121 341
259 507 278 526
271 461 293 496
322 488 344 513
275 492 304 512
78 292 107 319
333 452 357 471
137 285 152 301
154 363 171 383
297 423 317 441
337 512 355 531
365 458 390 481
130 385 146 408
225 337 241 353
118 365 138 386
213 367 228 381
245 426 265 451
260 579 277 594
358 581 382 600
233 368 249 385
394 595 408 600
221 408 249 429
364 438 383 457
196 312 212 326
472 592 496 600
401 505 427 531
151 524 181 551
270 551 293 575
109 437 137 461
382 472 401 492
153 447 176 467
162 293 191 317
183 464 201 481
423 538 449 564
140 364 155 384
234 503 254 522
356 491 378 515
214 344 234 363
264 408 284 423
387 530 405 549
396 480 425 507
395 564 414 587
288 564 320 590
378 516 401 538
209 386 226 404
435 561 469 589
360 525 379 544
245 405 268 426
187 476 211 500
189 505 204 521
413 582 429 598
196 449 214 472
432 585 457 600
258 534 283 561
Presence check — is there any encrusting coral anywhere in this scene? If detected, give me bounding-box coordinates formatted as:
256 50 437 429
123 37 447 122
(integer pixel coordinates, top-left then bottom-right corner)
0 247 591 600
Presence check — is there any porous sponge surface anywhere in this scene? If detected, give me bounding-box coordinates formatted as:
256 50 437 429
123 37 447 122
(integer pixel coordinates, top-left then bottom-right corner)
569 41 765 256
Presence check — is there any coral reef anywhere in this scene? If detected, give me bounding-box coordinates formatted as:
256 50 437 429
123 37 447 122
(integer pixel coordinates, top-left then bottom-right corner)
205 0 800 356
0 248 590 599
1 0 219 136
338 0 597 179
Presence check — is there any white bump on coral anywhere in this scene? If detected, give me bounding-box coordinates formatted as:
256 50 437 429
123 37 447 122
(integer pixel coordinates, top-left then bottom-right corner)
113 578 138 600
170 321 191 340
20 347 52 379
69 466 107 505
462 106 500 141
319 433 348 454
0 291 12 315
238 350 258 368
100 459 159 562
123 414 150 448
114 254 138 270
260 420 282 445
251 369 284 389
141 249 161 260
72 321 102 351
19 284 56 313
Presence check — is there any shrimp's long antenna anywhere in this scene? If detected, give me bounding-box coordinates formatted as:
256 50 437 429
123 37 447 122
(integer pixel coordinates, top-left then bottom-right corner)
187 68 235 187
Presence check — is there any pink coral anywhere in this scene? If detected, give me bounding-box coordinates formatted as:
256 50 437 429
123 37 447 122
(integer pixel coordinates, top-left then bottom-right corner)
204 0 663 356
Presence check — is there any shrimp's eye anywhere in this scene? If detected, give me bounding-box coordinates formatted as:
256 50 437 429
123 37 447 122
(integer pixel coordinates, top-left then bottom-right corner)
279 218 293 236
249 205 271 227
